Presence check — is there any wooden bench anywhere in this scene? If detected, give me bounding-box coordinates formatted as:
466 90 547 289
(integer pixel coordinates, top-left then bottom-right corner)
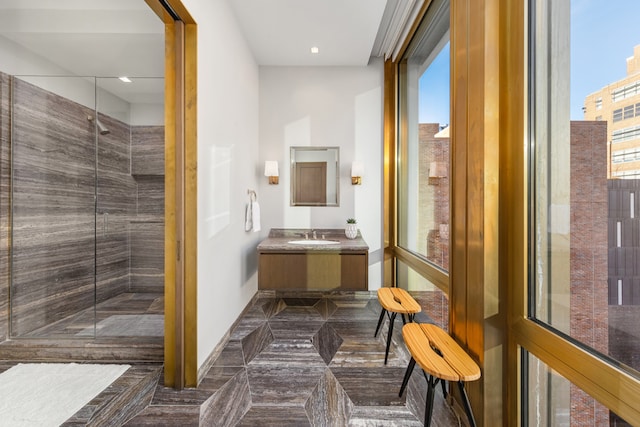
399 323 481 427
374 287 422 364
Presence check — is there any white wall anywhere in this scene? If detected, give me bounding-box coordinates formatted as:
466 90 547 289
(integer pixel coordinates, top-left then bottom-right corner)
258 61 384 289
187 12 385 366
182 0 261 368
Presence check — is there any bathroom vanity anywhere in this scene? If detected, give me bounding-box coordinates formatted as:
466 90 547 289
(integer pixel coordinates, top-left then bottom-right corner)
257 228 369 290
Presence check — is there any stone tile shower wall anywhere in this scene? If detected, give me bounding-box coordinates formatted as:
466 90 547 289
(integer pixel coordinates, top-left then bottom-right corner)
131 127 165 292
0 72 10 340
0 74 164 338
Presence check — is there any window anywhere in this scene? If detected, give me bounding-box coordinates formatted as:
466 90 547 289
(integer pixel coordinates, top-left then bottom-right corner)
611 148 640 163
613 108 623 122
397 0 450 291
528 0 640 424
612 125 640 143
595 97 603 109
526 353 632 426
624 104 635 119
612 80 640 102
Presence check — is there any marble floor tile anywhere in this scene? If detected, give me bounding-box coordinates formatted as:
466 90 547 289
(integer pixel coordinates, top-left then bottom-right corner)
314 298 338 320
151 366 244 406
270 305 326 322
268 318 324 340
348 406 423 426
330 366 409 407
211 341 245 368
18 292 164 340
246 365 327 406
229 316 267 341
236 406 312 426
200 369 251 427
249 339 327 367
305 368 353 426
241 322 274 364
46 291 462 426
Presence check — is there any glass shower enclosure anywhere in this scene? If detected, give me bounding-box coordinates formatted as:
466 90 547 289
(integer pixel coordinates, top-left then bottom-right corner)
9 75 165 340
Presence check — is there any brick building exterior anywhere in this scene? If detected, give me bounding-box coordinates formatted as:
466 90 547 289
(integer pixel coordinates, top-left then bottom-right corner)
419 120 635 424
570 121 610 425
418 123 449 271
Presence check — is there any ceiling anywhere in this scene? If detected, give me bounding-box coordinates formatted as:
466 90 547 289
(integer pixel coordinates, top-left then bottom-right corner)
0 0 419 99
229 0 388 66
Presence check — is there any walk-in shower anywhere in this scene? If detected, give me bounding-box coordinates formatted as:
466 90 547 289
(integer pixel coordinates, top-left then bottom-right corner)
4 74 165 345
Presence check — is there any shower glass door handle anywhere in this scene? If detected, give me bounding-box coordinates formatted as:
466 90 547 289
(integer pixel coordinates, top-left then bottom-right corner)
103 213 109 237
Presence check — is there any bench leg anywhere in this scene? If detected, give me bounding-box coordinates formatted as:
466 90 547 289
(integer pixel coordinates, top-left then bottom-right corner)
384 312 397 364
458 381 476 427
399 357 416 397
423 371 439 427
374 308 387 337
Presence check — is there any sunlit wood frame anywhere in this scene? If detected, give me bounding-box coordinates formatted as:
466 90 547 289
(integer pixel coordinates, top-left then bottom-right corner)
386 0 640 425
145 0 197 390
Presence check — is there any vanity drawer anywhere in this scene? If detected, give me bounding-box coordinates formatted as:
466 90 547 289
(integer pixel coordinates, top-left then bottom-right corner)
258 252 367 290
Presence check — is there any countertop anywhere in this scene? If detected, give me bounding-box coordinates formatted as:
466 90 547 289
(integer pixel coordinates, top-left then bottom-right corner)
257 228 369 252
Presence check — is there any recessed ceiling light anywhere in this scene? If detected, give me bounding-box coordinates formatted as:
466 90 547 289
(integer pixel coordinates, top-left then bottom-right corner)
118 76 132 83
310 46 319 54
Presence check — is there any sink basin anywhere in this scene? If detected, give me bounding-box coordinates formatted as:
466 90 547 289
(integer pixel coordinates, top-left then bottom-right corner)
288 240 340 245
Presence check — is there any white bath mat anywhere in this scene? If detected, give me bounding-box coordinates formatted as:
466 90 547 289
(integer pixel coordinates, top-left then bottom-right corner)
0 363 130 426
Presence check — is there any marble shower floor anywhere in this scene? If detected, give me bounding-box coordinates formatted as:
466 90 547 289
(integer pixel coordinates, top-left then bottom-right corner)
125 291 464 426
18 292 164 339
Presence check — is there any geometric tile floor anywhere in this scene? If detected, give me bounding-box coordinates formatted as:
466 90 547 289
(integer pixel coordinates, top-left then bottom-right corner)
126 291 462 426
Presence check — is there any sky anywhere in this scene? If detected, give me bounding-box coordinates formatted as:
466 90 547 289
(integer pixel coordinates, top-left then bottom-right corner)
570 0 640 119
417 0 640 124
418 43 450 126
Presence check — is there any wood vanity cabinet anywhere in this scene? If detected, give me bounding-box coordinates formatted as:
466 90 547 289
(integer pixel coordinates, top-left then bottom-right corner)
258 251 368 290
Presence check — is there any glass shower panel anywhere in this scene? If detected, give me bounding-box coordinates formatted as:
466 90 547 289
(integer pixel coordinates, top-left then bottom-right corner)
93 77 165 339
10 75 98 338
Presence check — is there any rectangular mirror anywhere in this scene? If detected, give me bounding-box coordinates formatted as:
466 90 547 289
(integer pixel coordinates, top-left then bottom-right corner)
290 146 339 206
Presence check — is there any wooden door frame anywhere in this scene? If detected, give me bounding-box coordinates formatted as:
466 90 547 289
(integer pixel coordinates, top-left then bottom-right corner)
145 0 197 389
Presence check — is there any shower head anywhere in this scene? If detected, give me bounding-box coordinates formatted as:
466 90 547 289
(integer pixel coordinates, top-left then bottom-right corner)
87 115 111 135
96 119 110 135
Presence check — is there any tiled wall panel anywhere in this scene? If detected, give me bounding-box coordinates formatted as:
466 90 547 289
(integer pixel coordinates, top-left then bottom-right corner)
0 72 11 339
131 125 164 176
136 176 164 217
130 221 164 292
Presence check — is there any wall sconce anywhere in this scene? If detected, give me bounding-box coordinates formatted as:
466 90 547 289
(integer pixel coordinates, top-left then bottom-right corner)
264 161 279 184
351 161 364 185
428 161 447 178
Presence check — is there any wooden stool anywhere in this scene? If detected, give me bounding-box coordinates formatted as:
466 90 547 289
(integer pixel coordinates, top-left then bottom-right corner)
374 287 421 364
399 323 481 427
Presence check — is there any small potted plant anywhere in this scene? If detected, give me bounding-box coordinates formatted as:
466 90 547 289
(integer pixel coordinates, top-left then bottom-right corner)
345 218 358 239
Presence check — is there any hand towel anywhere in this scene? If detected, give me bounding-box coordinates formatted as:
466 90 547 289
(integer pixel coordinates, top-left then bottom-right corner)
251 201 261 232
245 202 253 231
